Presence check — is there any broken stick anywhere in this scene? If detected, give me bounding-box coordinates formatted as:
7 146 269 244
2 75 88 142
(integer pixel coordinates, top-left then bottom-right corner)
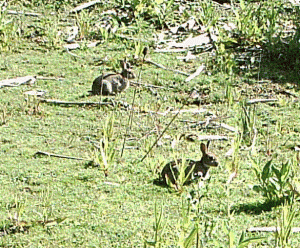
35 151 90 161
247 227 300 233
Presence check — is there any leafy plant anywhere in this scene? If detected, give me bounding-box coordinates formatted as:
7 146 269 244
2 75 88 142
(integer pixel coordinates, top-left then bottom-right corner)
0 10 19 50
198 0 220 29
92 114 117 176
223 222 265 248
75 10 93 40
251 158 294 203
230 0 282 45
39 15 62 48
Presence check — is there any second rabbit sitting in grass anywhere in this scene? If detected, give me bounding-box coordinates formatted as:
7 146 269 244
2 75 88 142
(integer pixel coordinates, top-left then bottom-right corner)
91 60 135 96
161 141 219 186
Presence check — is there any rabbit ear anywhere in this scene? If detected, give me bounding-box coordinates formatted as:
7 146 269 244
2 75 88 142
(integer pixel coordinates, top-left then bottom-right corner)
121 59 130 70
125 62 131 70
200 143 207 154
206 140 211 149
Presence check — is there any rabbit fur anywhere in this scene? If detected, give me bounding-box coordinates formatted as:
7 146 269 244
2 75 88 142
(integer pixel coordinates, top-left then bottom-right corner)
91 60 135 96
161 141 218 185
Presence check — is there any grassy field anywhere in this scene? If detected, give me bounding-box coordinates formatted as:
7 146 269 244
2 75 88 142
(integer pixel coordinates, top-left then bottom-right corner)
0 0 300 247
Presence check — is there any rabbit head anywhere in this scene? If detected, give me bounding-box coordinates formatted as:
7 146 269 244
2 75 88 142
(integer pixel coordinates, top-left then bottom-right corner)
120 60 135 79
199 141 219 168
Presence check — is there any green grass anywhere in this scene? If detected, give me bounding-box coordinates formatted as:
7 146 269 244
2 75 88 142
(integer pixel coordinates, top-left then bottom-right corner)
1 0 300 247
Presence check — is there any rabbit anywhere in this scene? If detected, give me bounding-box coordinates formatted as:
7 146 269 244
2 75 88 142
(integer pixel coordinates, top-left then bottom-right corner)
161 141 218 186
91 60 135 96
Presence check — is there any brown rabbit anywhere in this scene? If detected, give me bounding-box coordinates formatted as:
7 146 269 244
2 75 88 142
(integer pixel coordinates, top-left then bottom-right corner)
161 141 218 186
91 60 135 96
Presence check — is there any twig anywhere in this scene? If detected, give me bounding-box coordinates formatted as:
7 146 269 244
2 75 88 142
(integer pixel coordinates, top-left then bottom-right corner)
131 81 166 89
247 227 300 233
24 90 46 97
246 98 278 105
116 34 149 43
217 122 238 132
65 48 82 57
279 89 299 98
194 135 228 141
140 106 184 162
120 55 146 157
69 0 101 13
103 181 120 186
64 44 80 51
141 107 207 116
6 10 40 16
145 59 190 77
34 151 89 161
40 99 131 108
187 120 237 132
154 48 191 53
36 76 64 81
185 64 205 82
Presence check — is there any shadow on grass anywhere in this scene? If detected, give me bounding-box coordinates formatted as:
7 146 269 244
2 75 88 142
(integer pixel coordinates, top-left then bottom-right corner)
247 20 300 84
259 36 300 83
232 198 289 215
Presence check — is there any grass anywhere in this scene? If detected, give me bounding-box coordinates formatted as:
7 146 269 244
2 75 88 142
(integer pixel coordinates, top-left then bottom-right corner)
0 0 300 246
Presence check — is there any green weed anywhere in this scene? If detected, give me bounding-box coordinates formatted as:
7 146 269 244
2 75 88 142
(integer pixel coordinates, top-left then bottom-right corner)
251 158 294 204
91 114 117 176
275 204 297 247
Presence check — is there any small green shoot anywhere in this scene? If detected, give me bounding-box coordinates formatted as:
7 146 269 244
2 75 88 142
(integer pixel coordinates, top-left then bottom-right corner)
92 114 117 176
275 204 296 247
223 222 265 248
144 203 165 247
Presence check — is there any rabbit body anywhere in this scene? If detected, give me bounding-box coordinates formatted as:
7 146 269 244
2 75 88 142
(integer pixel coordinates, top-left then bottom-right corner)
161 142 218 185
91 61 135 96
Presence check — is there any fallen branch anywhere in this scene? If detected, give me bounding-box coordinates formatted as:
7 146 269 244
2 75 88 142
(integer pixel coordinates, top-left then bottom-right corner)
34 151 89 161
215 122 238 132
103 181 120 186
131 81 166 89
65 49 83 58
194 135 228 141
154 48 190 53
279 89 299 98
24 90 46 97
143 107 207 116
36 76 64 81
145 59 190 77
246 98 278 105
116 34 149 43
187 120 237 132
247 227 300 233
40 99 131 108
182 133 228 142
6 10 40 16
185 64 205 82
0 76 36 88
63 43 80 50
70 0 101 13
